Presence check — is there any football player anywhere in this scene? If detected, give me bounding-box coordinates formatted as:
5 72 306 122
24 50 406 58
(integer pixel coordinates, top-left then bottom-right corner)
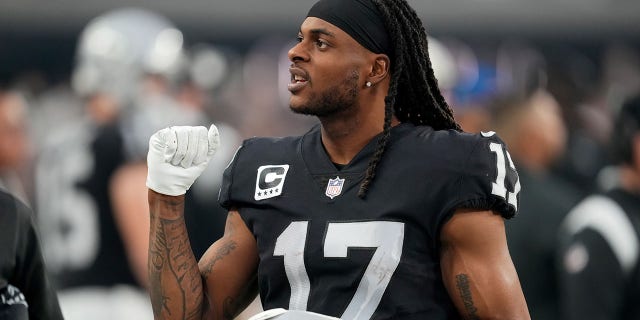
146 0 530 319
558 94 640 319
0 189 63 320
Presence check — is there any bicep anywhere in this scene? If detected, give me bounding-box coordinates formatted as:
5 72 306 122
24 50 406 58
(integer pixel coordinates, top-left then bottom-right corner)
440 209 530 320
199 209 259 319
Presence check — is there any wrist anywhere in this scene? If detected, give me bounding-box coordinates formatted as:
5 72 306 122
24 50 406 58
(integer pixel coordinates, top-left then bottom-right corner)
146 174 189 196
148 189 186 220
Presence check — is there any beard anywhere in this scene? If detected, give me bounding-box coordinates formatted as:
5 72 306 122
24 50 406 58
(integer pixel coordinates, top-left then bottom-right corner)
290 70 360 117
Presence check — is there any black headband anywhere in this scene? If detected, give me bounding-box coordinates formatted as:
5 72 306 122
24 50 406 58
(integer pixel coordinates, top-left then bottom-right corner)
307 0 390 55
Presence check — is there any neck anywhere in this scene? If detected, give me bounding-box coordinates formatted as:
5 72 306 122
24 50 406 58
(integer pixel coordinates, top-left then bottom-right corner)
318 101 398 165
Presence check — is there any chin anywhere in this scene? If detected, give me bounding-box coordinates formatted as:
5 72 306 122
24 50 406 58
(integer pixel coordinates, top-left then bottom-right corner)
289 103 317 116
289 97 307 113
289 104 311 115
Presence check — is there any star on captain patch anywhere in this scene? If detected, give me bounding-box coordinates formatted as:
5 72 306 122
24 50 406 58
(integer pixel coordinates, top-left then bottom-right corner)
325 176 345 199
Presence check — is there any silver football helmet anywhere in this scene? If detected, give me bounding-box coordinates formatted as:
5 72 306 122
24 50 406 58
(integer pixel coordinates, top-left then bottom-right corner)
71 7 185 103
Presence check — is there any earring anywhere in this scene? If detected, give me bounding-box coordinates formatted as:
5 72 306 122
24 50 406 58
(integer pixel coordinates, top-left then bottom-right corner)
366 81 372 87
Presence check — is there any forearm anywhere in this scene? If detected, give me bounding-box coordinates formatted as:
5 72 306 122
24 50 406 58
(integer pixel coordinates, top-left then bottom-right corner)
148 190 204 320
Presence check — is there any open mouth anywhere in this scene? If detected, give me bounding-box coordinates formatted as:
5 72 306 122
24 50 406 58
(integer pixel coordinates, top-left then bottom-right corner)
292 74 307 84
288 67 309 92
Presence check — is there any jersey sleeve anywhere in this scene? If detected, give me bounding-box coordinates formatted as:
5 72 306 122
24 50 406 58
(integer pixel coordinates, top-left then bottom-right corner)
218 142 245 210
446 132 520 219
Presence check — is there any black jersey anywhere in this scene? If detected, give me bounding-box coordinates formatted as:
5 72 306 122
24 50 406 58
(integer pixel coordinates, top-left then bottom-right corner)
0 190 63 320
558 188 640 320
219 123 519 320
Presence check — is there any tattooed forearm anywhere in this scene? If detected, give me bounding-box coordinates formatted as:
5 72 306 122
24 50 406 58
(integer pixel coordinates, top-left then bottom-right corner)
456 274 479 320
148 191 203 320
149 216 171 317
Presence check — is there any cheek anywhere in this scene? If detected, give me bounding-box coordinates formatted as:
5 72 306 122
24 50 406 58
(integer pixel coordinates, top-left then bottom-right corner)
311 67 338 86
312 56 361 84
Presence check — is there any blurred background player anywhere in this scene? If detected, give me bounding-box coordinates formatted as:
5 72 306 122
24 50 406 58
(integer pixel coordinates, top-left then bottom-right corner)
493 88 582 320
34 7 244 320
0 189 63 320
0 90 32 204
557 93 640 320
34 8 162 320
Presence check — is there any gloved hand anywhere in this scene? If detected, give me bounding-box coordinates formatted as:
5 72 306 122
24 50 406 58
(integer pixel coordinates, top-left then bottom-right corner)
146 125 220 196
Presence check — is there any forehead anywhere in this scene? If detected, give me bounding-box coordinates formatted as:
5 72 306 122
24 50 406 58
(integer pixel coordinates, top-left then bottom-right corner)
299 17 358 44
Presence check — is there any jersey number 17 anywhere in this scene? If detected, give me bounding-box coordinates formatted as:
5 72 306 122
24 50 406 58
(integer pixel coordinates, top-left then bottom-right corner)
274 221 405 320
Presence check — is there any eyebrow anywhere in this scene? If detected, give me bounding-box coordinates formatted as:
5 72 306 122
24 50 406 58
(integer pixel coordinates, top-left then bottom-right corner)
299 28 336 38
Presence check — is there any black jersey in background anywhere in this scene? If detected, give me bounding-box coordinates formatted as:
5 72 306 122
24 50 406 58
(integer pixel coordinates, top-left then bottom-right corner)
558 188 640 320
0 190 63 320
36 122 137 289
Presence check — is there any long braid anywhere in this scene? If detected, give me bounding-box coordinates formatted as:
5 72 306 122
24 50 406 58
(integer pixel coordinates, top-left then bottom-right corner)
357 1 406 198
395 3 461 130
358 0 461 198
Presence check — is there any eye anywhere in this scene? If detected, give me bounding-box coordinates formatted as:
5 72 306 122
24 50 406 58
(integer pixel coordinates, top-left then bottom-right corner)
296 34 303 43
316 39 329 49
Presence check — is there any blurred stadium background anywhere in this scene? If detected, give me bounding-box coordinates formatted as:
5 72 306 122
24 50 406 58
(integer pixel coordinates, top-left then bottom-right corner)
1 1 639 320
2 0 639 91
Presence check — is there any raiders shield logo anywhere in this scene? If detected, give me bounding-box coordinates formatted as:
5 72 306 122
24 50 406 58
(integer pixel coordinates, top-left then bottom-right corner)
325 176 345 199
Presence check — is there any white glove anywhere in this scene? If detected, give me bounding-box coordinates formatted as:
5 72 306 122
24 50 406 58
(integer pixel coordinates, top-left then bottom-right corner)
146 125 220 196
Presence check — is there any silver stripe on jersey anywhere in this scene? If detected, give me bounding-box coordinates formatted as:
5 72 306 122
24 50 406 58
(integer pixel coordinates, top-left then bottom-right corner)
249 309 339 320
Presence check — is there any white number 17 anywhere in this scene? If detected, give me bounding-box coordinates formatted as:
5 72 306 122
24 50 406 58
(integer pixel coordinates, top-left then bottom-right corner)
274 221 405 320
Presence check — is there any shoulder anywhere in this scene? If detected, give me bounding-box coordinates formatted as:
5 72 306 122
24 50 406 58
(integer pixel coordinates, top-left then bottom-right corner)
231 136 302 167
394 124 501 158
402 126 519 218
0 190 31 227
233 128 315 165
392 125 509 175
241 135 302 152
0 190 33 251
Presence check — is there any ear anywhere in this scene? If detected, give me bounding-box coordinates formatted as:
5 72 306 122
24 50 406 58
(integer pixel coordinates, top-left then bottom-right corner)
367 54 390 86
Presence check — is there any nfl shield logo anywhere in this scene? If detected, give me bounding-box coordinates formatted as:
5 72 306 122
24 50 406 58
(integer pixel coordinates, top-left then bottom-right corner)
325 176 345 199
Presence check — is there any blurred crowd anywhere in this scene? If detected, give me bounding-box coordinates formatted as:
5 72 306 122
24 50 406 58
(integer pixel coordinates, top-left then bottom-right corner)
1 7 640 320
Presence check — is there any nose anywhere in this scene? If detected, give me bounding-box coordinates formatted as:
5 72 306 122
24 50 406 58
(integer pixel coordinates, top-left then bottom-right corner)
288 41 308 63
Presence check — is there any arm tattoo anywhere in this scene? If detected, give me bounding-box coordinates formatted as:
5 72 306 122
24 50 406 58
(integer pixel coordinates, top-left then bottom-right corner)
149 214 203 320
456 274 479 320
201 212 241 279
202 240 238 278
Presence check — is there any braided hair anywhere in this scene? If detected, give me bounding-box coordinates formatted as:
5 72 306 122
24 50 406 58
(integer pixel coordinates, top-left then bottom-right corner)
357 0 462 198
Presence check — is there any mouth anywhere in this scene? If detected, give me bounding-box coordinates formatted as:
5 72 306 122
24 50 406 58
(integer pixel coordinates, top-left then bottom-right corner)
288 67 309 93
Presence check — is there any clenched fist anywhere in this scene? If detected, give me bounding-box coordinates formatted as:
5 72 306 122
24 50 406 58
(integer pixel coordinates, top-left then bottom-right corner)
146 125 220 196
